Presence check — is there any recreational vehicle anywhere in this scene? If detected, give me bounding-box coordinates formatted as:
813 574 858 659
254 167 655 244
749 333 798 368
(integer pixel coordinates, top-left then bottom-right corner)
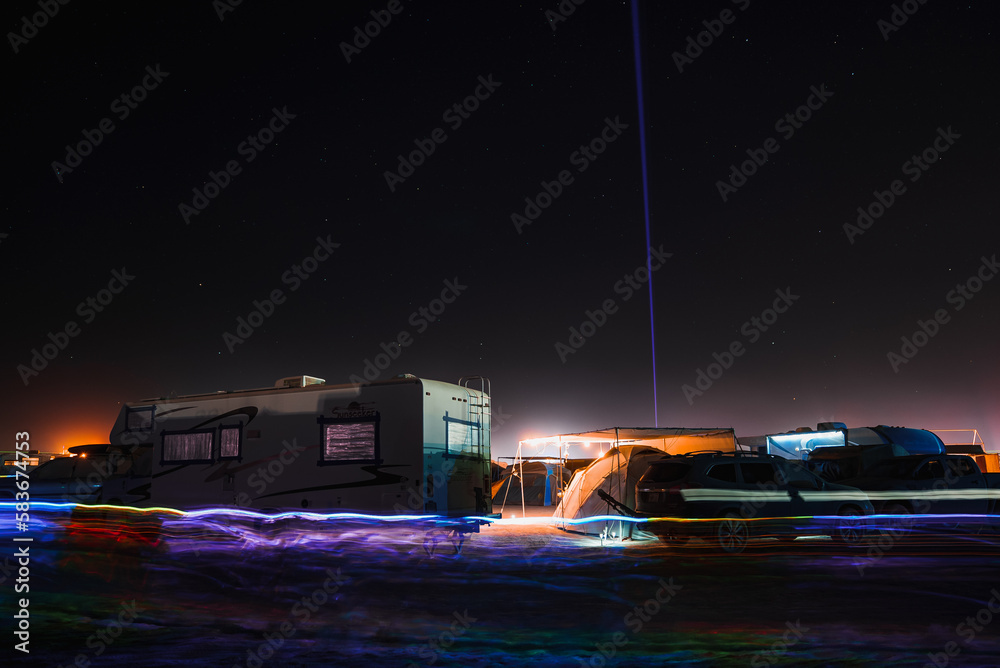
107 374 493 516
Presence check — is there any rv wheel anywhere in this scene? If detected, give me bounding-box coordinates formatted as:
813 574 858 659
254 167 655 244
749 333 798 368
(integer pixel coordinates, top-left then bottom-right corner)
715 513 749 554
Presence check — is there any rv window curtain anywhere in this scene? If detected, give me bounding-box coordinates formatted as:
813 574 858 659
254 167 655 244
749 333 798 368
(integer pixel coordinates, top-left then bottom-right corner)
219 426 241 459
323 421 377 462
162 431 213 463
127 406 155 431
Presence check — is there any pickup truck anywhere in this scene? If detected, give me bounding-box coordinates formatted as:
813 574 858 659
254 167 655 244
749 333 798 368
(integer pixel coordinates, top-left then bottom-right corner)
839 454 1000 522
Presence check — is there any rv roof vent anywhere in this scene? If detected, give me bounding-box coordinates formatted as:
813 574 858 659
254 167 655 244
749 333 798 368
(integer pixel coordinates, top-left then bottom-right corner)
275 375 326 388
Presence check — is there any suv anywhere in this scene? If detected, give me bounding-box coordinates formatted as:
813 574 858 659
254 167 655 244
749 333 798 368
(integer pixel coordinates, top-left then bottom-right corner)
635 452 873 553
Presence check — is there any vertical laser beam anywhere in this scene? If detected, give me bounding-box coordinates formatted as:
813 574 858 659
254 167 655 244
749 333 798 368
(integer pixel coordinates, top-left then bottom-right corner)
631 0 658 426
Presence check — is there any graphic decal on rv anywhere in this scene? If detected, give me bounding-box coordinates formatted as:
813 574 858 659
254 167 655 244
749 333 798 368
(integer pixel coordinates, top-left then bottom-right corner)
201 441 319 484
121 482 152 504
329 404 378 418
254 464 410 500
155 406 194 417
152 466 186 479
190 406 259 429
150 445 320 482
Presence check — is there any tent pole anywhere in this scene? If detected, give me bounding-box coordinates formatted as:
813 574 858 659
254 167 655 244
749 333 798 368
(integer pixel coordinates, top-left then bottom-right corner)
558 435 564 521
615 429 620 507
615 427 622 540
518 441 526 519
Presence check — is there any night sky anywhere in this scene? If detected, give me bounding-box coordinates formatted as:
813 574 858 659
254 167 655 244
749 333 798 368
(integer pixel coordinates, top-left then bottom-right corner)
5 1 998 461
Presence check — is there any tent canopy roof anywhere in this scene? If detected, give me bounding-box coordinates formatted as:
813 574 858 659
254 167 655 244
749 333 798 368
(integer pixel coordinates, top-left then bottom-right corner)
547 426 734 440
521 426 738 452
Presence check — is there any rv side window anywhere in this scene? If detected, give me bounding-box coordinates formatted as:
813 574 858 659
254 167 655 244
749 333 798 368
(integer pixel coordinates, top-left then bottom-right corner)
162 430 214 464
126 406 155 432
318 417 379 465
219 425 242 459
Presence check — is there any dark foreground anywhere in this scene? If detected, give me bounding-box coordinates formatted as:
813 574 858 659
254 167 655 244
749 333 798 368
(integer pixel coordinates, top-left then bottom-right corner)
5 507 1000 667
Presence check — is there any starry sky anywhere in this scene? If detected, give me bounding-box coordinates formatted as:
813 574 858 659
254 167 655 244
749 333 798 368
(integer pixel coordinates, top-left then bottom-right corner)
4 1 998 461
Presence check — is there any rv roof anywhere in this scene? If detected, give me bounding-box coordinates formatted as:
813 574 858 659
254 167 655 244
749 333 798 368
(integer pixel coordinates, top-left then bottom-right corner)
134 374 471 404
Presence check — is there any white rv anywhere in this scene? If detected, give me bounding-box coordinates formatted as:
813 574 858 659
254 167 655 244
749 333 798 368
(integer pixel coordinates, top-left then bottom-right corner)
107 374 493 517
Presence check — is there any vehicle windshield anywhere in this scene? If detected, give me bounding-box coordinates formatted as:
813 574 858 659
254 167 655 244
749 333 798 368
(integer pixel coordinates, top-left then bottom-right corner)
32 458 79 480
32 455 125 480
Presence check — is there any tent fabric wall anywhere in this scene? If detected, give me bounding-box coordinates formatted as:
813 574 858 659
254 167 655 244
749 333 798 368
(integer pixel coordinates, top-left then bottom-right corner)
554 445 667 535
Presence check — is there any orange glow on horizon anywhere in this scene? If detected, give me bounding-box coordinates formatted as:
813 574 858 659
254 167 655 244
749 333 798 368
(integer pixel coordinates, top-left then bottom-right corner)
50 424 112 455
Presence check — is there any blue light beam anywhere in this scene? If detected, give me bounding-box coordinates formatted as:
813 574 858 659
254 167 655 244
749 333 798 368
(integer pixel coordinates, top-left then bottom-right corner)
631 0 658 426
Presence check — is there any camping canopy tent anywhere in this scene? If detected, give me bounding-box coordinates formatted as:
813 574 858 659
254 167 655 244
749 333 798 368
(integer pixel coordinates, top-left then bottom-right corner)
520 426 737 536
520 426 738 456
491 460 572 509
555 445 666 536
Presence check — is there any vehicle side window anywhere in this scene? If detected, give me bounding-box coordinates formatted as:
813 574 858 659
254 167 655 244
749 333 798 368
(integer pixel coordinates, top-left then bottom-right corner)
644 463 693 483
947 458 976 478
915 460 944 480
706 463 736 482
778 462 820 488
740 463 777 485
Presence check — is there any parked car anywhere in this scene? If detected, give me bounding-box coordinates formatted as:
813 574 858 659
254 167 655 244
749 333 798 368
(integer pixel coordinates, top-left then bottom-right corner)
839 454 1000 532
0 444 152 505
635 452 874 553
